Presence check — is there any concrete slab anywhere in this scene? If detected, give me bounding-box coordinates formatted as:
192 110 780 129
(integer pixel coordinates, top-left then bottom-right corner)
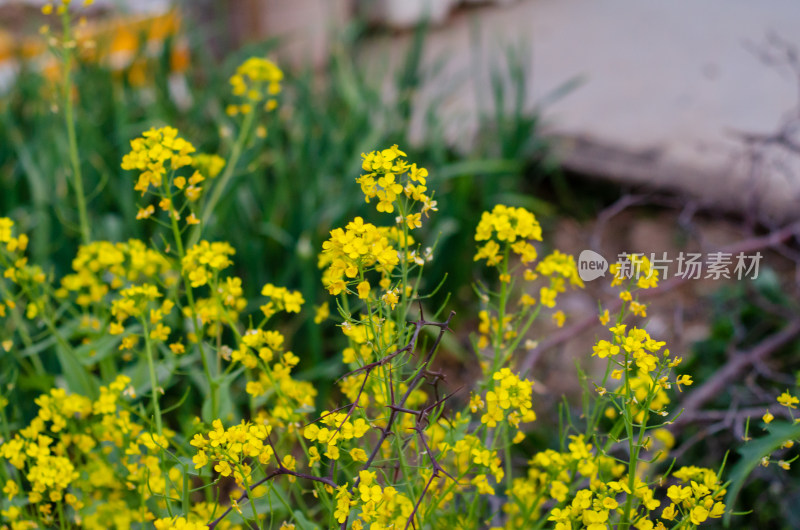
361 0 800 221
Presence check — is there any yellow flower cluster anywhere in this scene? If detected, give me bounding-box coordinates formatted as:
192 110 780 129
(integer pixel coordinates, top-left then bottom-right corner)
120 127 215 226
340 316 397 366
3 111 739 530
0 218 28 254
110 283 162 320
600 324 667 372
181 240 236 288
320 217 403 296
0 376 191 528
474 204 542 267
347 470 414 529
476 308 515 351
228 326 317 424
260 282 304 317
41 1 94 18
661 467 726 525
154 517 209 530
192 153 226 179
227 57 283 116
475 368 537 432
591 323 690 423
0 218 42 323
191 420 275 488
501 436 624 527
121 126 196 196
357 145 435 219
525 250 584 308
58 240 175 307
303 412 371 463
610 253 660 289
0 218 46 318
334 484 354 524
432 430 506 497
777 390 799 409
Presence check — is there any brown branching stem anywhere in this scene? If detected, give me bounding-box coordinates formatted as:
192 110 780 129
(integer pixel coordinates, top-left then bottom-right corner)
336 310 456 529
669 318 800 432
206 459 336 529
519 222 800 376
204 305 457 530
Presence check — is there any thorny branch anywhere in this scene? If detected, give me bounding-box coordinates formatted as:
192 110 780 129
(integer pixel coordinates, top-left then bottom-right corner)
207 435 337 529
207 309 456 529
669 318 800 431
519 220 800 376
339 309 456 529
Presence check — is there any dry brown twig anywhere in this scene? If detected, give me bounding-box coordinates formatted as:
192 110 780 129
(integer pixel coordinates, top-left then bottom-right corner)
518 220 800 377
207 308 456 530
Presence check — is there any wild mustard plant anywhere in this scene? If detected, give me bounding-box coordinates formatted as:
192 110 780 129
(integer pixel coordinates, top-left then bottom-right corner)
0 48 753 529
40 0 97 244
198 57 283 235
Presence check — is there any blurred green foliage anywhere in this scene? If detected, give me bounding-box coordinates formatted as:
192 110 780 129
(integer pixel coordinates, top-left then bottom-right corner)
0 15 558 383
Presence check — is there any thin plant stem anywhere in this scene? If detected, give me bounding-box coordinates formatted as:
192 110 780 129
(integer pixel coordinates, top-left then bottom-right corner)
60 9 91 244
141 319 163 436
192 110 256 245
165 182 219 419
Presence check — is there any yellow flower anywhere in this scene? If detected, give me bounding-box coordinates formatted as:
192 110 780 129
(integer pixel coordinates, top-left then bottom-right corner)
540 287 557 308
660 504 677 521
214 460 232 477
778 391 799 409
136 205 155 219
3 480 18 500
381 289 399 310
675 374 693 391
149 323 171 341
230 57 283 111
308 446 321 466
357 280 371 300
350 448 367 462
763 410 774 424
690 505 709 525
193 450 208 469
122 126 196 196
314 302 330 324
593 340 620 359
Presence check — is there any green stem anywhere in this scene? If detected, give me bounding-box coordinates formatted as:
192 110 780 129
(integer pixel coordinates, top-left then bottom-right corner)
61 10 90 245
502 424 513 494
165 183 218 419
492 244 511 373
240 471 261 525
141 320 163 436
192 110 256 245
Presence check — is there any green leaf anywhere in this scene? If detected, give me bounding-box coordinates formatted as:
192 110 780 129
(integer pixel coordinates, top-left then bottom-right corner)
74 332 123 365
724 421 800 526
292 509 320 530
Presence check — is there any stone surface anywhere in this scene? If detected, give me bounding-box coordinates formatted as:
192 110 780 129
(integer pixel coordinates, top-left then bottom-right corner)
361 0 800 220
